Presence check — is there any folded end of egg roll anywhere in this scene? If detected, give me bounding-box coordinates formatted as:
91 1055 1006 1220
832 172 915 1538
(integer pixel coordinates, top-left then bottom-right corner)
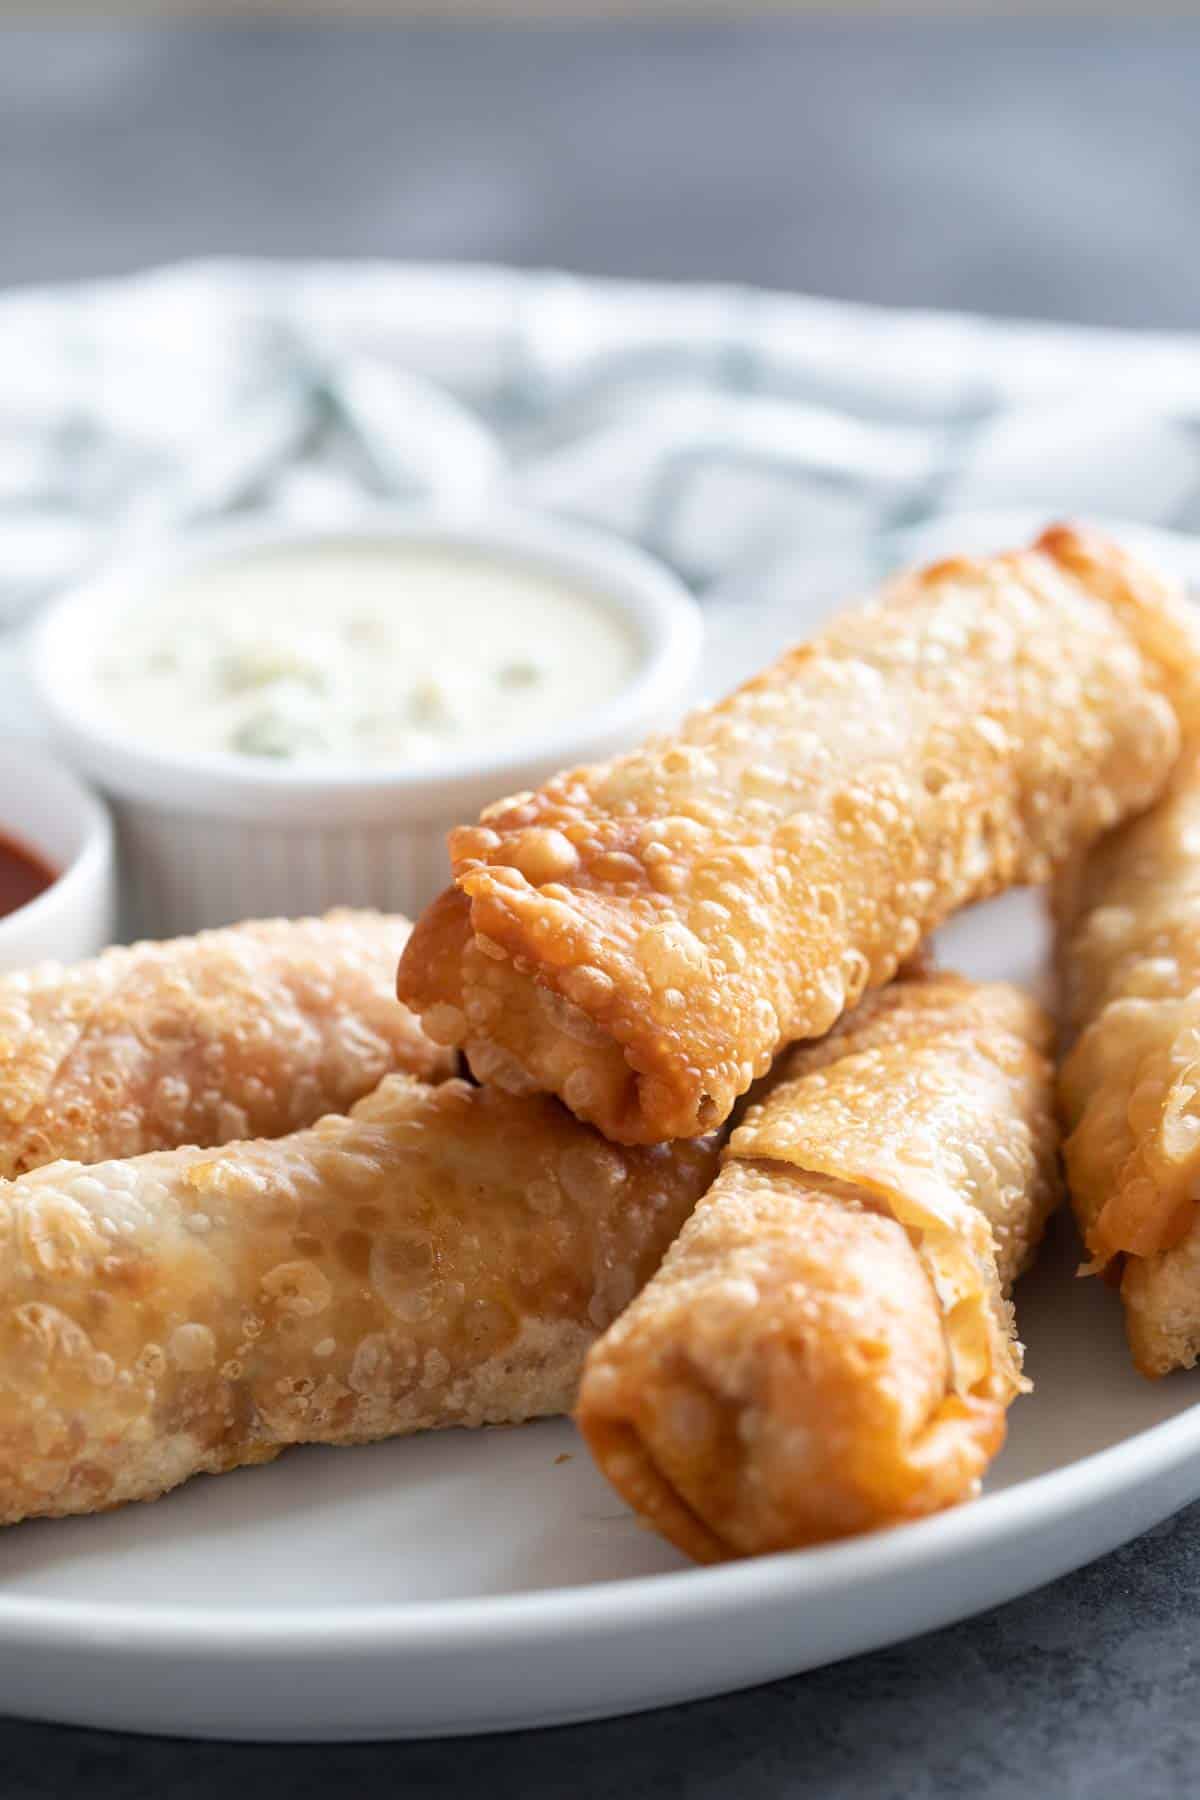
578 1163 1008 1563
577 974 1058 1561
398 883 654 1135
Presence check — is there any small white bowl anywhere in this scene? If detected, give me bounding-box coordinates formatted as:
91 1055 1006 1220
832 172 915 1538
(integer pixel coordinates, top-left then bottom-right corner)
30 508 702 937
0 741 115 972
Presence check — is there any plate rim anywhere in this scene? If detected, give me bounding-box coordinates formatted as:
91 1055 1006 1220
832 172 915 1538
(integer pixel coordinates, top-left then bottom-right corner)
1 1389 1198 1655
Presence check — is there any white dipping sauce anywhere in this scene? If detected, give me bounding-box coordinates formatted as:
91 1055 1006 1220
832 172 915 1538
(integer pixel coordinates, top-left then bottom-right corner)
98 540 642 765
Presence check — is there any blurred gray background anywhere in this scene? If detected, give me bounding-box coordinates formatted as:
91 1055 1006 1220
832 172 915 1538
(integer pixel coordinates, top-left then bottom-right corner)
1 20 1197 327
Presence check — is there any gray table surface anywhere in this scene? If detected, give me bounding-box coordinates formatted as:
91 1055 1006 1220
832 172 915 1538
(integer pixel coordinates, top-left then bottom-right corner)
3 19 1200 1798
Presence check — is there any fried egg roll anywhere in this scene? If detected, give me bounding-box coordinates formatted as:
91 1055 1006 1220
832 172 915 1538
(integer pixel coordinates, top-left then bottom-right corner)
398 525 1193 1145
1057 757 1200 1375
0 1072 718 1525
0 911 449 1180
576 975 1059 1561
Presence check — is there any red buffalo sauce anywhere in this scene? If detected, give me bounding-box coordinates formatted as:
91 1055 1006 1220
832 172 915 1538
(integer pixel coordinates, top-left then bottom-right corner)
0 833 56 919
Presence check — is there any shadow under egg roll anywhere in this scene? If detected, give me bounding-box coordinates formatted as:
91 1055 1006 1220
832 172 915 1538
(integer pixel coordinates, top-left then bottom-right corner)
0 1073 718 1525
398 525 1195 1145
0 910 450 1179
576 975 1059 1562
1057 756 1200 1375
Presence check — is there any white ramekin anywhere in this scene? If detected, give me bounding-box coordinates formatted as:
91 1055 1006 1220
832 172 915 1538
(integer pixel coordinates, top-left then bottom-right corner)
0 741 115 971
29 508 703 938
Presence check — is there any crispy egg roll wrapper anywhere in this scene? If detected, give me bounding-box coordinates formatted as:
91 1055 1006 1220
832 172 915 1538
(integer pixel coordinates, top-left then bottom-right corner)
576 976 1059 1561
0 1073 718 1525
0 911 449 1180
1057 757 1200 1374
398 525 1194 1144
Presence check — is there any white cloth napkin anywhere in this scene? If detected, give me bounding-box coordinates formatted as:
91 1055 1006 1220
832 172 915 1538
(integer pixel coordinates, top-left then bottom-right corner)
4 256 1200 636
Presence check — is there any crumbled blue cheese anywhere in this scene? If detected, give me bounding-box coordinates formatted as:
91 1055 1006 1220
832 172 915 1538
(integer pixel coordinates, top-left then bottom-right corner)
97 539 640 766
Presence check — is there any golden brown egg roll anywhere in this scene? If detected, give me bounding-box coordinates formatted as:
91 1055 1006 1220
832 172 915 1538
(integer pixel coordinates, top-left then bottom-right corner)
1057 757 1200 1375
576 975 1059 1561
0 1071 718 1525
398 525 1194 1145
0 911 450 1180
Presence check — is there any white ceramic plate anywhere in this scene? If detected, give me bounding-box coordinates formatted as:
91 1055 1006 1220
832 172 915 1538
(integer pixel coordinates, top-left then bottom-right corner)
4 511 1200 1743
